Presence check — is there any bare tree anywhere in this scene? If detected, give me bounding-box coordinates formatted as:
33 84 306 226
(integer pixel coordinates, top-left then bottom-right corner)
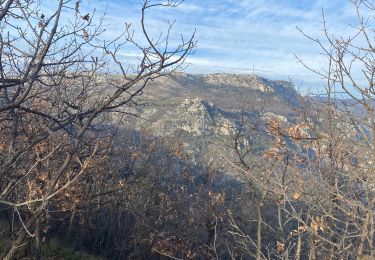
0 0 195 258
222 0 375 259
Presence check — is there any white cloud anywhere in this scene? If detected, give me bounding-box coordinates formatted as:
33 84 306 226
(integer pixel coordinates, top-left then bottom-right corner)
84 0 370 93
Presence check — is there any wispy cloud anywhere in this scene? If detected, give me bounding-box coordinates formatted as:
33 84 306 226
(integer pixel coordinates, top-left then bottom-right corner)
81 0 367 91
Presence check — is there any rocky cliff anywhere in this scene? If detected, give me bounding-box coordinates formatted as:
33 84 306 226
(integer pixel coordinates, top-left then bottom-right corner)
120 73 302 168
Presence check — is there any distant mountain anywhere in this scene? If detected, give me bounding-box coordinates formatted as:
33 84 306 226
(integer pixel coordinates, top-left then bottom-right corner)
143 72 301 113
118 73 303 168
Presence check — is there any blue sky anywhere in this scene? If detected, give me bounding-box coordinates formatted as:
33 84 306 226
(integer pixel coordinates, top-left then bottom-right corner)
80 0 362 91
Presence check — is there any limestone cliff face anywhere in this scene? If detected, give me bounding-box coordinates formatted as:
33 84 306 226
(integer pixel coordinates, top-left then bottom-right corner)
142 72 301 116
134 98 238 137
120 73 303 166
130 73 301 136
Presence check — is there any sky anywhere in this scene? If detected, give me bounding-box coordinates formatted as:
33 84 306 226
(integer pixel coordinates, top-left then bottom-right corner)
78 0 364 92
